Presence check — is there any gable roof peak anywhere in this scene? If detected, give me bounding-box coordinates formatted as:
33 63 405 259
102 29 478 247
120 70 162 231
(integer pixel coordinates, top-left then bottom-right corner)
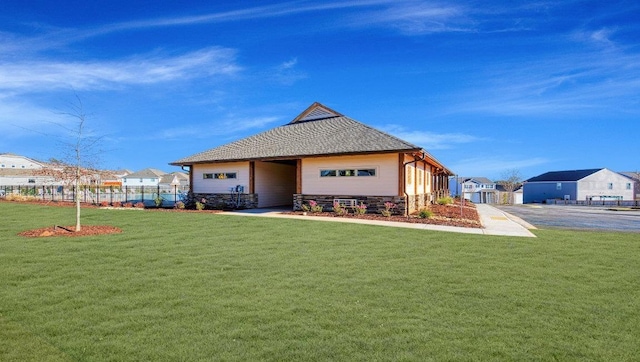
289 102 343 124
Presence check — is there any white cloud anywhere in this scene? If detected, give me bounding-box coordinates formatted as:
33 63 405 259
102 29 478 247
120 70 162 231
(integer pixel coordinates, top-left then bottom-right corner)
381 124 482 149
448 156 549 178
150 116 280 141
0 47 240 93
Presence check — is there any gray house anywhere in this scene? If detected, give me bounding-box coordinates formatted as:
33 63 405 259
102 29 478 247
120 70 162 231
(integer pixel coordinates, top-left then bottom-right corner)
523 168 634 203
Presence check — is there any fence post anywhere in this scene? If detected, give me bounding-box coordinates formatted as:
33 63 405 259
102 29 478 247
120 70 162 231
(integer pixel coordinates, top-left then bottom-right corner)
142 186 145 202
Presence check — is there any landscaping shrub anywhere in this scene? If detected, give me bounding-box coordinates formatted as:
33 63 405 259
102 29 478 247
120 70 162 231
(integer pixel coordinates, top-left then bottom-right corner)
332 201 348 216
354 202 367 215
437 196 454 205
419 209 433 219
380 202 396 217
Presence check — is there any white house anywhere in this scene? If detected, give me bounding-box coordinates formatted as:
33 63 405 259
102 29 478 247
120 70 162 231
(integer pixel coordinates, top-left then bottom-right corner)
523 168 634 203
0 153 55 186
121 168 167 187
450 176 497 203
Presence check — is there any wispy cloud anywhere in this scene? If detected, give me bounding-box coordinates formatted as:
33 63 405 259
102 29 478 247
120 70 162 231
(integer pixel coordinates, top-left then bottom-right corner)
348 2 470 34
450 46 640 116
0 47 240 93
448 156 549 178
381 124 482 149
150 116 280 141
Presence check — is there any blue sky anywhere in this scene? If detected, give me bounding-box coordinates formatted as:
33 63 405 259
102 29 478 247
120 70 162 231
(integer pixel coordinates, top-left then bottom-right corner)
1 1 638 180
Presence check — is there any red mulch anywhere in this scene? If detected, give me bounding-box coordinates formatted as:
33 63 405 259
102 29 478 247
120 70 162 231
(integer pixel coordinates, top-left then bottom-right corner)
18 225 122 238
285 202 481 228
8 199 480 237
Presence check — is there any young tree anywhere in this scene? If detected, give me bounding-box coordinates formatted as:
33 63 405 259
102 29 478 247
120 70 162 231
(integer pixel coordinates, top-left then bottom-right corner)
39 96 103 231
498 169 522 205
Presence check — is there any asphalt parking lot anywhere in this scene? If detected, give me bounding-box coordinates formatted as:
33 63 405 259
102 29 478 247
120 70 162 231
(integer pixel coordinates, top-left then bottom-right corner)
495 204 640 233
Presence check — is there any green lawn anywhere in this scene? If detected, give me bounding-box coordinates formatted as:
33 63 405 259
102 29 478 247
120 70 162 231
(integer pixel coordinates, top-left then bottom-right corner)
1 202 639 361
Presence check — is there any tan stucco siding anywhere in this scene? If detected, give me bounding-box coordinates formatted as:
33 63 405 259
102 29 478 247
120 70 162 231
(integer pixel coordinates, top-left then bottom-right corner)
192 162 250 193
302 154 399 196
255 161 296 207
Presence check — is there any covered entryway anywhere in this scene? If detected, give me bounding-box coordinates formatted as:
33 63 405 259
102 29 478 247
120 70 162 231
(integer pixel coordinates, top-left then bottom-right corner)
253 160 297 208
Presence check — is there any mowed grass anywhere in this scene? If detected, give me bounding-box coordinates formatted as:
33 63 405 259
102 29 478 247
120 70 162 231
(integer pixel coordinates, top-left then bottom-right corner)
1 202 639 361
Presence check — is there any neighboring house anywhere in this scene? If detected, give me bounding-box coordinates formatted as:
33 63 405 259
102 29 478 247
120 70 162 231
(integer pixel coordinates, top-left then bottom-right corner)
619 172 640 200
170 102 453 214
0 153 55 186
159 172 190 190
523 168 634 203
450 177 497 203
121 168 167 187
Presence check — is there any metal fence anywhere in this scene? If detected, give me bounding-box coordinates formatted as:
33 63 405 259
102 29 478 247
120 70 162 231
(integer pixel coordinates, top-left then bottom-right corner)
0 185 189 207
545 198 640 207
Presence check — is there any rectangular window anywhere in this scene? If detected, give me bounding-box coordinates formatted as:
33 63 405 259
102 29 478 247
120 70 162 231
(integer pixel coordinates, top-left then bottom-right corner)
28 178 36 183
556 183 562 190
418 169 423 185
204 172 237 179
627 183 632 190
608 183 613 190
320 169 376 177
139 178 143 183
338 169 356 177
357 169 376 176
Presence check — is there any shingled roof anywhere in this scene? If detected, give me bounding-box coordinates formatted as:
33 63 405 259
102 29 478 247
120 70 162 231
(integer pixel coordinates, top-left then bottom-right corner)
526 169 603 182
171 102 424 165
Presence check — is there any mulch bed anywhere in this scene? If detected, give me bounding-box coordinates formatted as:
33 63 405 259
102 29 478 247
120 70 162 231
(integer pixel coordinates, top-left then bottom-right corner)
8 199 480 237
284 202 481 228
18 225 122 238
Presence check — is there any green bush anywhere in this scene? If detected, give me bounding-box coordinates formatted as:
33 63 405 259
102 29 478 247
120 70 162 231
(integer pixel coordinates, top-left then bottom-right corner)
418 209 433 218
437 196 453 205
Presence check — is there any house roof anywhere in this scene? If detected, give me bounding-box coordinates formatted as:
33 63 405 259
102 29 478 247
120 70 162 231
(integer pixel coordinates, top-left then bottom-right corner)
159 172 188 184
619 171 640 181
170 102 450 171
456 176 494 184
526 168 603 182
124 168 167 178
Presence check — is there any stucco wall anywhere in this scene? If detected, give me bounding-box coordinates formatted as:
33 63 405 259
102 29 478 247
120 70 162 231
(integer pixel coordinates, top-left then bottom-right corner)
302 154 399 196
192 162 250 194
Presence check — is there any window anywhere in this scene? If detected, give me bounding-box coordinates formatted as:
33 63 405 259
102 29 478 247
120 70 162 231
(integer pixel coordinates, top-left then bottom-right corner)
627 183 632 190
139 178 143 183
406 168 412 184
28 178 36 183
418 169 423 185
204 172 237 179
0 164 4 168
358 169 376 176
338 169 356 177
556 183 562 190
607 183 613 190
320 169 376 177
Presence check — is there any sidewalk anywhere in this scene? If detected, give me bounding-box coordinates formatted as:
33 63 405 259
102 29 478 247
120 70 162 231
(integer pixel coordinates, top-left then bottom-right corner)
222 204 537 238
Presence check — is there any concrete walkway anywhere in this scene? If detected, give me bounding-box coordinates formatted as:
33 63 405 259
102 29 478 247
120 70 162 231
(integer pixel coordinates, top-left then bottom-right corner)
222 204 537 238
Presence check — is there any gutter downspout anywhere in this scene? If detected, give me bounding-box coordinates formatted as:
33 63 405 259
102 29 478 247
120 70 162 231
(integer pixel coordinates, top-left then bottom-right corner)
181 165 192 193
402 151 427 217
